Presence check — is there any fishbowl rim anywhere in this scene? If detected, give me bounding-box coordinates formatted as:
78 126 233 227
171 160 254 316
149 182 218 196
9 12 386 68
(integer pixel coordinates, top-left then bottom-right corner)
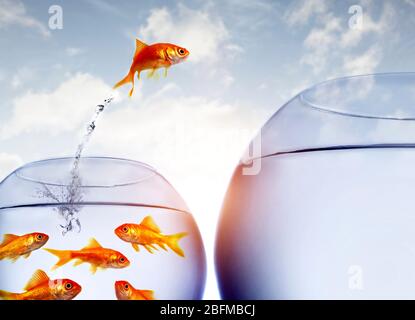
2 156 162 188
272 72 415 124
240 72 415 163
0 156 193 215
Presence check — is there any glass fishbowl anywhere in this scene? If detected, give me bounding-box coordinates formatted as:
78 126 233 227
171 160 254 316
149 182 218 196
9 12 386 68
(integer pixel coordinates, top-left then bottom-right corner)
0 157 206 300
216 73 415 299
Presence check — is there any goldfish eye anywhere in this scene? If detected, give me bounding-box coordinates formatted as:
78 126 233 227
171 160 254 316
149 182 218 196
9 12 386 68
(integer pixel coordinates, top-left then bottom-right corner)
36 234 43 240
178 48 186 55
122 227 129 233
124 284 129 290
65 282 73 290
119 257 125 263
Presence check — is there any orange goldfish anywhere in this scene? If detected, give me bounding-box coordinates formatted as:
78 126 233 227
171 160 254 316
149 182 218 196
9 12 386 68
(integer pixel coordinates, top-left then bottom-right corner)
115 280 155 300
114 216 187 257
44 238 130 274
0 232 49 262
0 269 81 300
113 38 189 96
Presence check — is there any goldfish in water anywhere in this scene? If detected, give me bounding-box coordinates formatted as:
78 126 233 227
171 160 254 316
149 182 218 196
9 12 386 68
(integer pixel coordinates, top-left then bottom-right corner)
113 38 189 96
44 238 130 274
0 232 49 262
0 269 81 300
115 280 155 300
114 216 187 257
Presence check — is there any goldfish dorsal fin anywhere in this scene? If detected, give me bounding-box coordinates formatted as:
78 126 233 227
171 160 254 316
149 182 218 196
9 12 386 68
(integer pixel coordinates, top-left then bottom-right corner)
134 38 148 58
83 238 102 250
24 269 49 291
140 216 161 233
0 234 19 247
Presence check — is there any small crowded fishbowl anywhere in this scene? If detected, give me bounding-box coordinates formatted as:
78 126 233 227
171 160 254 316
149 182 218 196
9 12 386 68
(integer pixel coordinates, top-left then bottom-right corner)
216 73 415 299
0 157 206 300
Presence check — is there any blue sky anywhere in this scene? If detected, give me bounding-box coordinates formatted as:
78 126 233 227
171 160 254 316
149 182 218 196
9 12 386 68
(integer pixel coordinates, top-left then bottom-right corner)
1 0 415 299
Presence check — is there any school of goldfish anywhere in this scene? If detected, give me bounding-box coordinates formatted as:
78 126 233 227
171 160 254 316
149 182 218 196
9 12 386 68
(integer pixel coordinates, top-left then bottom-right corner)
0 215 187 300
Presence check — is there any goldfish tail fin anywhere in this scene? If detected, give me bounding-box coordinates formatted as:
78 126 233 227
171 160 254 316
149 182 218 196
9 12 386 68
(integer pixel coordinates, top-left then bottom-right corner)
141 290 155 300
0 290 15 300
44 248 72 270
165 232 187 258
113 71 133 89
113 70 136 97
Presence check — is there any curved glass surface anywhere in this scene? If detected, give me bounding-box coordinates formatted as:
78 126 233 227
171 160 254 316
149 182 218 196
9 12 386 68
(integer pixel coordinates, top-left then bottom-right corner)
244 73 415 162
217 73 415 299
0 157 189 212
0 157 206 300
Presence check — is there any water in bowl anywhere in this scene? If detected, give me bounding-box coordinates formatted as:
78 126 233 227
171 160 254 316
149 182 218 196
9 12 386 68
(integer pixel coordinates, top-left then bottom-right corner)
0 204 205 300
0 157 206 300
216 145 415 299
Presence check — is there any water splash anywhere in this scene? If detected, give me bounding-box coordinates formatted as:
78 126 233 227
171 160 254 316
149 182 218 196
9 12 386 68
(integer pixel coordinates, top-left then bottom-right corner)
37 94 115 235
36 181 83 235
72 95 114 175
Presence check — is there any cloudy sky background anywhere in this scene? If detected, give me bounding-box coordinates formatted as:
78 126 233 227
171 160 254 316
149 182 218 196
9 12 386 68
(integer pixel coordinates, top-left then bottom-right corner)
1 0 415 299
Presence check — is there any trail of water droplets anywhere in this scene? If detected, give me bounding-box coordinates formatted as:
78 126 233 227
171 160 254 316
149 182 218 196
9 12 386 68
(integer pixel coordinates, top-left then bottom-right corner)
37 94 115 235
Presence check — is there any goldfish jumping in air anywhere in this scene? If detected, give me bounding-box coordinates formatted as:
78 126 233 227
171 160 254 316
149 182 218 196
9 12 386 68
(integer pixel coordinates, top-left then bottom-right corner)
44 238 130 274
0 269 81 300
113 38 189 97
115 280 155 300
114 216 187 257
0 232 49 262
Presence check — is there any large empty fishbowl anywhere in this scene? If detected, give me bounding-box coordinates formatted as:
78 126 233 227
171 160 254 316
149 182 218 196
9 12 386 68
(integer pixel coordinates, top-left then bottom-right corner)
216 73 415 299
0 157 206 300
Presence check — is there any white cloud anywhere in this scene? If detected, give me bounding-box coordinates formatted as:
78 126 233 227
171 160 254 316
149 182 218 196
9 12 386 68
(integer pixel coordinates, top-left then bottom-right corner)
65 47 84 56
304 15 341 48
284 0 328 26
138 4 241 64
343 45 382 75
300 14 341 73
92 86 267 172
0 152 23 182
340 2 396 48
286 1 396 76
0 0 50 37
1 73 112 139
